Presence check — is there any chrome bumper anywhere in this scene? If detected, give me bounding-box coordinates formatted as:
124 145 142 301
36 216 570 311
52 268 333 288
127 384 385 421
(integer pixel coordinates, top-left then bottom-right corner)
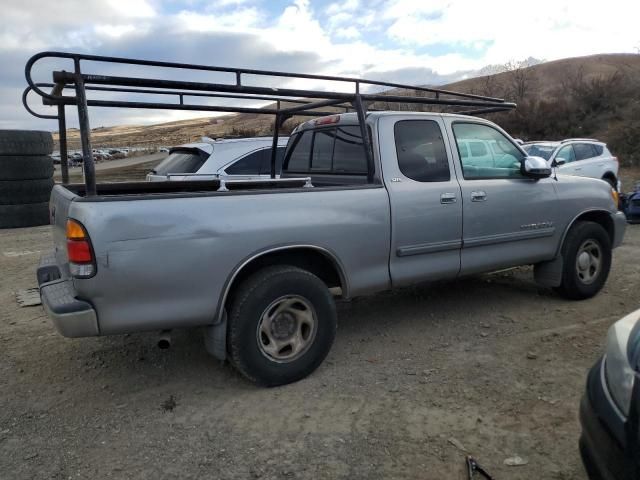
37 252 99 337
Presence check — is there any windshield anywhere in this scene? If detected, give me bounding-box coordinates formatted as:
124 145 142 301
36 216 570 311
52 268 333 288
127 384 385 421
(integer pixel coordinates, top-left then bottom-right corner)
522 144 556 160
152 149 208 175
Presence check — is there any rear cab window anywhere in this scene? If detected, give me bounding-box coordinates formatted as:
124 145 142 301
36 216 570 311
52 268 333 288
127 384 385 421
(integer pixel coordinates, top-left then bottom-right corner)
283 125 368 176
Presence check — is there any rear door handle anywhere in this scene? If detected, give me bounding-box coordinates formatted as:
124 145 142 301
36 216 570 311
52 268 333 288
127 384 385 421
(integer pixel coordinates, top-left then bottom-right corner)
471 191 487 202
440 193 457 204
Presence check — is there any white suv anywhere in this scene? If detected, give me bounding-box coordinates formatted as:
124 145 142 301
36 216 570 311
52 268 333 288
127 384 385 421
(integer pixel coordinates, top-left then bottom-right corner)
147 136 289 181
522 139 620 190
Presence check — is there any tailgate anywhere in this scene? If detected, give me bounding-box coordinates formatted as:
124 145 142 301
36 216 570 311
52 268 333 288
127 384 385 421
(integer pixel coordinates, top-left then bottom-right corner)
49 184 78 277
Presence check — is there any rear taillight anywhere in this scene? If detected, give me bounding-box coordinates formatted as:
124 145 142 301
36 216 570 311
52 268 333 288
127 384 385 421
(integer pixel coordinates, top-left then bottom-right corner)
66 219 96 278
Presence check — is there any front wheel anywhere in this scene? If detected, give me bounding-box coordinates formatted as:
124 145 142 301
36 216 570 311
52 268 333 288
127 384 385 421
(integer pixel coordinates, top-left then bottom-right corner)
227 265 337 386
554 221 612 300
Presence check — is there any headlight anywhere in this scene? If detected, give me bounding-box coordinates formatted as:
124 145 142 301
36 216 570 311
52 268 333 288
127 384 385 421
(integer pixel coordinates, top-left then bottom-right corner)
605 309 640 415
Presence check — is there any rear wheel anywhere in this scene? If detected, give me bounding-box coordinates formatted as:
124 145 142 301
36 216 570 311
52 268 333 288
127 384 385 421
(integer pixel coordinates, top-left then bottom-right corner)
227 265 337 386
554 221 611 300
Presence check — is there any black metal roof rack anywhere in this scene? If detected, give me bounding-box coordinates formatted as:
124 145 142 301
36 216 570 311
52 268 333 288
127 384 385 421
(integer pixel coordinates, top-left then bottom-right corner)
24 51 516 196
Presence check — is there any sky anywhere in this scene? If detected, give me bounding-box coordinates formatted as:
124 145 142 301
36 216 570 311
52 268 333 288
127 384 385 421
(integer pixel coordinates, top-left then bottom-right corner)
2 0 639 130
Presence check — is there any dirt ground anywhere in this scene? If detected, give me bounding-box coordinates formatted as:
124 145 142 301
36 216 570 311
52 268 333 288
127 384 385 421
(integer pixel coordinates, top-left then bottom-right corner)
1 171 639 480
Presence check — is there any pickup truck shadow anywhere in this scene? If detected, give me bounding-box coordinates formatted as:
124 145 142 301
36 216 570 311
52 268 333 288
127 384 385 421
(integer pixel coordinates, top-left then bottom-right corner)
54 267 560 390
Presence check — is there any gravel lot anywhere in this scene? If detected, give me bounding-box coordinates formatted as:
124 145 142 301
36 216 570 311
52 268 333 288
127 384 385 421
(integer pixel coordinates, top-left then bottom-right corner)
1 208 639 479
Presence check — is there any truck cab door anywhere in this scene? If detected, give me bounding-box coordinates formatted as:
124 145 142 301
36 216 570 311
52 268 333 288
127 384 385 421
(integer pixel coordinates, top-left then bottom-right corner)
381 116 462 287
445 121 561 274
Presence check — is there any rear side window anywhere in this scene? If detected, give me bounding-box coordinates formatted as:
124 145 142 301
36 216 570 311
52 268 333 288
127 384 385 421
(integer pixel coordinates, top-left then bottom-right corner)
592 144 604 156
574 143 596 161
153 149 207 175
260 147 286 175
225 149 263 175
394 120 450 182
284 125 368 175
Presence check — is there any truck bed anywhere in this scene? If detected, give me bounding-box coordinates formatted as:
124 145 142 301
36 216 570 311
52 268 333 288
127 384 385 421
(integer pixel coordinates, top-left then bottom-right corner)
63 175 373 201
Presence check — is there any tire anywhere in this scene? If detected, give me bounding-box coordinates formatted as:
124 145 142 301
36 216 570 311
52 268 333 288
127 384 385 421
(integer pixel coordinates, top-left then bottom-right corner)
0 155 54 180
554 221 612 300
0 130 53 156
0 202 49 228
227 265 337 386
0 178 54 205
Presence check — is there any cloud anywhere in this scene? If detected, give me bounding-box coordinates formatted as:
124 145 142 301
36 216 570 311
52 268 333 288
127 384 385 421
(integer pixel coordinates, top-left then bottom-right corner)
1 0 638 131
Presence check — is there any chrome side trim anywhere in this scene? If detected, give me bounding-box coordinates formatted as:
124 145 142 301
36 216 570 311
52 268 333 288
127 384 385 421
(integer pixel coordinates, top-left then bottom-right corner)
396 239 462 257
464 227 556 248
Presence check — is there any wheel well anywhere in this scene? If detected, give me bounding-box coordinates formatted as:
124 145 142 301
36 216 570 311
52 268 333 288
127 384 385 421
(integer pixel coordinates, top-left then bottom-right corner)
571 211 614 244
602 172 616 182
224 247 345 309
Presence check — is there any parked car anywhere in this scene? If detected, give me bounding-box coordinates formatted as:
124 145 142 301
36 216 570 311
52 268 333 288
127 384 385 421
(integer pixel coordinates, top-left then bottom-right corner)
37 112 626 386
579 308 640 480
146 136 289 181
522 139 620 190
620 183 640 224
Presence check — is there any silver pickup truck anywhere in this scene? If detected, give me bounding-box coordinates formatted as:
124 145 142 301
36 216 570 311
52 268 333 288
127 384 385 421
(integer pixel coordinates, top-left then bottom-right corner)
37 111 626 386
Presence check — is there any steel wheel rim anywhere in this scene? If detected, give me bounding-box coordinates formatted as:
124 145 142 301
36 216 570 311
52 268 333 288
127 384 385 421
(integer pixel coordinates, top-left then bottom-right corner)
575 239 602 285
256 295 317 363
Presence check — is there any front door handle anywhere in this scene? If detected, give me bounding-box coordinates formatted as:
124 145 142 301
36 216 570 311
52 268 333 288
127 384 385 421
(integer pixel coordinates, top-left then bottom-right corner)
440 192 457 204
471 191 487 202
574 167 582 171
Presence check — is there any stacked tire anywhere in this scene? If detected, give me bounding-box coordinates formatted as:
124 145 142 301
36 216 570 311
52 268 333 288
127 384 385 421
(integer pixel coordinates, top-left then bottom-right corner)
0 130 54 229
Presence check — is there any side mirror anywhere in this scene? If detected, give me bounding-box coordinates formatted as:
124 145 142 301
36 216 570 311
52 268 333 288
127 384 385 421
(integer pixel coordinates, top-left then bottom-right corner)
522 156 552 179
553 159 566 166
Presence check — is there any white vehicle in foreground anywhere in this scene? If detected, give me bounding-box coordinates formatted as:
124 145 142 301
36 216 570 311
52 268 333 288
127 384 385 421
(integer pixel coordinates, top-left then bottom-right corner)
146 136 289 181
522 139 620 190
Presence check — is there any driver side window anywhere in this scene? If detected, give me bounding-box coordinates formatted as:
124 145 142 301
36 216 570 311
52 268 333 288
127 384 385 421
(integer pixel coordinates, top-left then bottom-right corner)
452 123 524 179
555 145 575 164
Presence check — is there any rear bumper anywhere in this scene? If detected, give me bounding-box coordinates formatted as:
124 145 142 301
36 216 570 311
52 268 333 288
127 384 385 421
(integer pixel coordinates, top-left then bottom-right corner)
612 211 627 248
37 252 99 337
579 357 636 480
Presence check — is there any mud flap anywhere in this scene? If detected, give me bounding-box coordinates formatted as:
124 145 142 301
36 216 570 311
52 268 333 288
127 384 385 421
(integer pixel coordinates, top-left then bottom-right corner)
534 255 563 287
204 310 227 361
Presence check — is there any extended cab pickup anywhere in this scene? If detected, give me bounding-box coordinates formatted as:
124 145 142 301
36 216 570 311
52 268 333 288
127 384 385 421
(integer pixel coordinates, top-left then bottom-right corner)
38 112 626 386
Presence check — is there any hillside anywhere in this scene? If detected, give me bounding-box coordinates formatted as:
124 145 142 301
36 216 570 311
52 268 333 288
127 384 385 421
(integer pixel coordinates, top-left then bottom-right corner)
54 53 640 164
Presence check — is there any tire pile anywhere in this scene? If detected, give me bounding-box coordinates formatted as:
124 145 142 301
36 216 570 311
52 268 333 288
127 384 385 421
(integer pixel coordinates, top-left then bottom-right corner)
0 130 55 229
